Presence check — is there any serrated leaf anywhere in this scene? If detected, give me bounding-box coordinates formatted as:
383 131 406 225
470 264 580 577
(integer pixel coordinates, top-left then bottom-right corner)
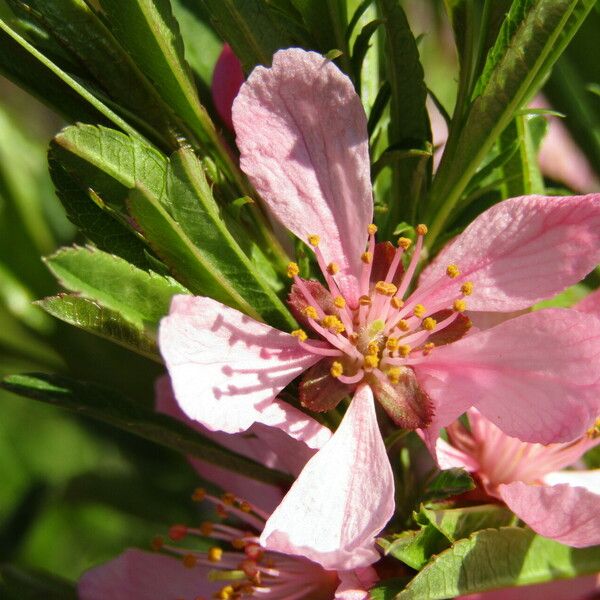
0 564 77 600
45 246 188 329
38 295 160 360
427 0 597 245
0 373 291 487
397 527 600 599
375 0 430 233
167 149 295 329
421 468 475 502
379 525 449 570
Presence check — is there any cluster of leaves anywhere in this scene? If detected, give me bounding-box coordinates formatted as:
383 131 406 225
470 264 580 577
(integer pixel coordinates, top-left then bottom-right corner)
0 0 598 597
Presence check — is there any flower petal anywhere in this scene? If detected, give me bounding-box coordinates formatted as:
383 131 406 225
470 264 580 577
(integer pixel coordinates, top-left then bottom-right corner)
414 309 600 444
260 385 394 570
159 295 320 434
499 480 600 547
233 48 373 287
574 287 600 317
434 436 480 472
335 567 378 600
418 194 600 311
78 549 219 599
543 469 600 495
211 44 244 130
300 359 353 413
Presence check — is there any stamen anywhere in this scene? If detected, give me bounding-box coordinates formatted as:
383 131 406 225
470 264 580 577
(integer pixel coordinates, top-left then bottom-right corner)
330 361 344 378
395 226 426 301
338 369 366 385
361 251 372 264
287 262 299 278
391 297 404 309
423 342 435 356
360 225 377 298
291 329 307 342
322 314 345 334
208 547 224 562
453 299 467 312
386 337 399 352
375 281 397 296
368 223 378 235
446 264 460 278
308 234 320 247
182 553 198 568
334 296 346 309
327 262 340 275
422 317 437 331
398 237 412 250
398 344 411 357
461 281 474 296
169 524 188 541
363 354 379 369
387 367 402 384
298 340 343 357
416 224 428 236
192 487 206 502
304 306 318 319
396 319 411 332
366 342 379 355
413 304 426 318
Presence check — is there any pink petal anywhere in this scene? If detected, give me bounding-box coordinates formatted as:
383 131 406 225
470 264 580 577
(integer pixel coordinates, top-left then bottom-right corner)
78 549 220 599
335 567 378 600
260 385 394 570
574 287 600 317
418 194 600 312
543 470 600 495
415 309 600 444
459 574 600 600
159 295 320 434
232 48 373 291
499 481 600 547
211 44 244 130
434 436 480 472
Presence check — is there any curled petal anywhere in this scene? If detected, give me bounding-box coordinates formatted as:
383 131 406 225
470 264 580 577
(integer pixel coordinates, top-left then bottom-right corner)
335 567 378 600
159 295 319 434
419 194 600 312
211 44 244 130
415 309 600 444
78 549 219 599
499 481 600 547
260 385 394 570
233 48 373 290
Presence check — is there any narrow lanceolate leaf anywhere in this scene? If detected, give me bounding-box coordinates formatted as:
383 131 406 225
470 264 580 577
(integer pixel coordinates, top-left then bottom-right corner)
44 246 188 329
167 149 295 329
396 527 600 599
426 0 596 246
375 0 430 234
38 295 161 360
0 373 291 486
196 0 296 71
0 564 77 600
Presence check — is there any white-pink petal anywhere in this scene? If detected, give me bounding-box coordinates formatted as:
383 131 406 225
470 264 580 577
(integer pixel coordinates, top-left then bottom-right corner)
78 549 220 599
415 309 600 444
499 481 600 547
335 567 378 600
233 48 373 291
543 469 600 495
159 295 319 434
418 194 600 312
260 385 394 570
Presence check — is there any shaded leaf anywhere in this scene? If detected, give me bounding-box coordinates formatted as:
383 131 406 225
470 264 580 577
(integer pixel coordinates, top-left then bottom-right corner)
421 468 475 502
0 564 77 600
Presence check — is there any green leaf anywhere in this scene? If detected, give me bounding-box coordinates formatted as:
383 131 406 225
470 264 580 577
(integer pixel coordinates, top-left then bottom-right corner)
167 149 295 329
44 245 188 329
421 468 475 502
351 19 382 91
426 0 597 247
0 564 77 600
397 527 600 599
379 525 449 570
38 295 161 360
185 0 294 72
375 0 430 234
1 373 291 486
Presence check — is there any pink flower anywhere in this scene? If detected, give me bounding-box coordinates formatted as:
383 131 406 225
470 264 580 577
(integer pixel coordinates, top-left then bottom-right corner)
160 48 600 570
78 379 376 600
437 407 600 547
212 44 245 130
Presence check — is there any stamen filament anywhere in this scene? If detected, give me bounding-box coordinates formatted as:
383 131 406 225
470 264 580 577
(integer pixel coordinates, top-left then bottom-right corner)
338 369 365 385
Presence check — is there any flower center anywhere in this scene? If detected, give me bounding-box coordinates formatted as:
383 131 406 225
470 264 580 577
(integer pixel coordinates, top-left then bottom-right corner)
289 224 473 389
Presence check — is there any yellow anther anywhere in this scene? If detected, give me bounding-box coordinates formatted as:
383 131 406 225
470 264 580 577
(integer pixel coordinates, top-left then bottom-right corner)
446 264 460 278
217 585 235 600
291 329 308 342
416 224 428 236
349 332 359 345
398 237 412 250
361 251 372 264
322 315 345 333
287 262 299 278
368 223 378 235
192 487 206 502
363 354 379 369
308 234 320 246
334 296 346 309
586 418 600 439
221 492 235 506
182 553 198 568
359 295 372 306
231 538 246 550
375 281 398 296
423 342 435 356
200 521 213 536
330 361 344 378
150 535 164 551
386 337 399 351
422 317 437 331
391 297 404 309
413 304 426 318
397 319 410 332
465 317 473 329
367 342 379 356
327 262 340 275
387 367 402 384
207 547 223 563
240 500 252 513
453 299 467 313
304 306 318 319
461 281 474 296
399 344 412 357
